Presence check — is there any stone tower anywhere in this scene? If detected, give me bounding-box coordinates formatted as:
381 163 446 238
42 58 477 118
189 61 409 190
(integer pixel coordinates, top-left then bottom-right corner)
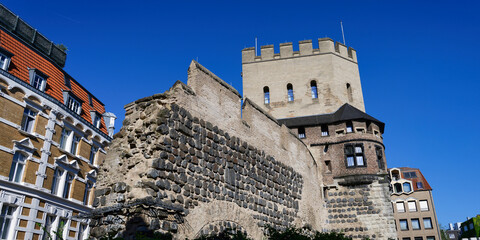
242 38 365 119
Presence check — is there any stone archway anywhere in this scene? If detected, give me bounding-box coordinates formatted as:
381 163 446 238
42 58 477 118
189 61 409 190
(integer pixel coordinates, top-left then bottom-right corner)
177 200 263 240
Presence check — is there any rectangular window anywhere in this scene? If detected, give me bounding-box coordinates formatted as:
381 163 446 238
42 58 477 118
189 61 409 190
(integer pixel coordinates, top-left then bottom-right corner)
402 238 411 240
264 92 270 104
423 218 433 229
346 121 353 133
469 223 474 230
426 237 435 240
67 96 81 114
93 114 101 128
414 237 423 240
0 205 16 239
344 144 366 167
298 127 306 139
375 146 384 169
31 75 45 90
70 135 80 155
56 218 67 239
400 219 409 230
419 200 429 211
21 108 37 133
408 201 417 212
396 202 405 213
59 128 72 150
77 224 86 240
0 52 10 70
42 215 55 240
63 173 73 199
89 146 98 164
321 125 329 136
404 171 417 178
412 219 421 230
83 182 92 205
9 152 26 183
51 168 64 195
417 182 424 189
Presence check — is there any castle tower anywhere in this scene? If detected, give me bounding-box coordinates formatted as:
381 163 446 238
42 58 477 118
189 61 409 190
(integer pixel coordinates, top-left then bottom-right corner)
242 38 365 119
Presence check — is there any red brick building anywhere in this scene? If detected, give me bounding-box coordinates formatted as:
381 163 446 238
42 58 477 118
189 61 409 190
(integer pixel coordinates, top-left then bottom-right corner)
0 4 115 240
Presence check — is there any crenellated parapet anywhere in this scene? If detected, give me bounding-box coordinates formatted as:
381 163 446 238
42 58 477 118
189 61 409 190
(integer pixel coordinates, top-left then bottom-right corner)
242 38 357 64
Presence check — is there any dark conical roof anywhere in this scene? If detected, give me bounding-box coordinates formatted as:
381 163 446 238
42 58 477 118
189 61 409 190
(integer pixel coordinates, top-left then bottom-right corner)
277 103 385 133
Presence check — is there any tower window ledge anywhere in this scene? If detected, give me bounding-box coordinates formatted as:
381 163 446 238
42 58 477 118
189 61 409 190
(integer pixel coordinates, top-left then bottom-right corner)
355 127 365 133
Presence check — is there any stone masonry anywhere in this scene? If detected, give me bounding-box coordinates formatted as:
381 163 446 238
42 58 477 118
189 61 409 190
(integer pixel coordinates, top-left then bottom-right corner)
89 61 323 239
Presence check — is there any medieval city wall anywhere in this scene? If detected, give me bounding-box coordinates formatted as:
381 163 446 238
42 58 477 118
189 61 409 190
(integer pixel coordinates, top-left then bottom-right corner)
89 61 324 239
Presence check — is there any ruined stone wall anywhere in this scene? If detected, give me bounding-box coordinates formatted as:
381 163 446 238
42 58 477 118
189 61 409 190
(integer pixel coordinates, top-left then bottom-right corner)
90 61 324 240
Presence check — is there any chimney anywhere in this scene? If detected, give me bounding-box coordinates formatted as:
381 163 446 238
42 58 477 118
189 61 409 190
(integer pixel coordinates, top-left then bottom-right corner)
103 112 117 138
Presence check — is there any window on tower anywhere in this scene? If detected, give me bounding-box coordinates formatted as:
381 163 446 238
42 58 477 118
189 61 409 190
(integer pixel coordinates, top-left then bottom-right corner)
344 144 366 167
346 83 353 102
287 83 294 102
310 80 318 99
263 86 270 104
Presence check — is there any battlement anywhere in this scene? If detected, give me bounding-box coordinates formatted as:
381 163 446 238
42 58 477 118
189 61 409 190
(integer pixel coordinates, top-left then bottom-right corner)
242 38 357 64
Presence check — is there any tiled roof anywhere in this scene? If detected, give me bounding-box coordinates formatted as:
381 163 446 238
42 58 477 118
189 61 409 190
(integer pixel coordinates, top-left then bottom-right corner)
277 103 385 133
0 28 108 136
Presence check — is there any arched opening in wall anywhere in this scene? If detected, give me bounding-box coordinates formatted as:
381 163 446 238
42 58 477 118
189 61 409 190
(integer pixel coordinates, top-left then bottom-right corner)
346 83 353 102
287 83 294 102
263 86 270 104
310 80 318 99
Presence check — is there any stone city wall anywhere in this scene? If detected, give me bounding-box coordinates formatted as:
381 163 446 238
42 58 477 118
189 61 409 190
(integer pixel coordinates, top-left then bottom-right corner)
89 61 323 239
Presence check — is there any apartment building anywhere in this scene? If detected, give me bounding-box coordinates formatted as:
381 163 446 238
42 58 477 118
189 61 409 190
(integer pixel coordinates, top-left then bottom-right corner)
390 167 441 240
0 4 115 240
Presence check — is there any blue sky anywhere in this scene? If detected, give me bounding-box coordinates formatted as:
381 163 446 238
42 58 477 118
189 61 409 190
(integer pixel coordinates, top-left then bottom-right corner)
4 0 479 227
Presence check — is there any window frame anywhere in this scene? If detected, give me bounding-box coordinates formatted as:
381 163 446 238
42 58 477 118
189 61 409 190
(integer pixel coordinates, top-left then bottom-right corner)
62 173 74 199
89 146 98 165
411 218 421 230
42 214 56 240
62 90 83 115
9 152 27 183
321 125 329 136
310 80 318 99
0 204 16 240
408 201 417 212
346 121 354 133
51 168 64 196
287 83 294 102
375 145 385 169
399 219 409 231
403 182 412 193
0 47 13 71
59 127 81 155
28 68 49 92
423 218 433 229
396 201 405 213
298 127 306 139
83 182 93 205
263 86 270 104
20 108 37 133
344 143 366 168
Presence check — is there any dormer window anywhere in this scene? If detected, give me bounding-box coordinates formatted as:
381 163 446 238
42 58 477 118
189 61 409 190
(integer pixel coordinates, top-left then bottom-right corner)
63 90 83 115
90 111 102 128
28 68 48 92
0 47 13 71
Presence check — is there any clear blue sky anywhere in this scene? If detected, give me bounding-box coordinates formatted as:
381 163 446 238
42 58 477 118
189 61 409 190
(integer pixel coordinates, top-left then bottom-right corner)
5 0 479 227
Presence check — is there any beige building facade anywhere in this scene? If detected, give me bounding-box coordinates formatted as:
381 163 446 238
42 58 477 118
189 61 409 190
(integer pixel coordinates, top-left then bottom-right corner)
390 168 441 240
242 38 365 119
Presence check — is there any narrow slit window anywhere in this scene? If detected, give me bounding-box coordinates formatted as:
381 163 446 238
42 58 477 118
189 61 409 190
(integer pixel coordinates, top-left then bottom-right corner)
263 86 270 104
311 80 318 99
287 83 294 102
346 83 353 102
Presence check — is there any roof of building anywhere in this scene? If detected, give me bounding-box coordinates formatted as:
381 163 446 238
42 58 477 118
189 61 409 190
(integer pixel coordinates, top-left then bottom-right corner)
391 167 433 191
277 103 385 133
0 4 109 138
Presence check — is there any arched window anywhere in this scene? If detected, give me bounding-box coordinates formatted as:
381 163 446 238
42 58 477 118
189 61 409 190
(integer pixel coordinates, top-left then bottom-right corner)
287 83 294 102
263 86 270 104
9 152 26 182
311 80 318 99
346 83 353 102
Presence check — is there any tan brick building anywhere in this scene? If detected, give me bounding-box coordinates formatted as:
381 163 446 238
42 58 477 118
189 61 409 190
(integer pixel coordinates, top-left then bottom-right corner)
0 4 115 240
389 167 441 240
